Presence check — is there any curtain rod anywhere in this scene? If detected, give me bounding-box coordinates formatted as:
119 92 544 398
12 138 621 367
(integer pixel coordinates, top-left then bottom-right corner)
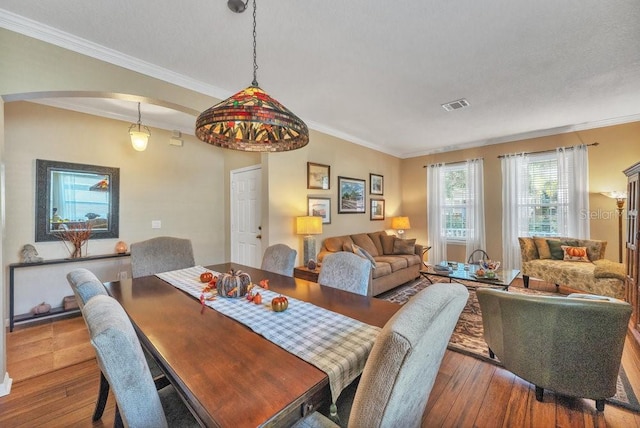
422 158 483 168
496 142 599 159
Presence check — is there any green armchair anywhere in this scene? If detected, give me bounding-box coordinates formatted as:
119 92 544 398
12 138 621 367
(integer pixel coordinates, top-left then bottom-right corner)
476 288 632 411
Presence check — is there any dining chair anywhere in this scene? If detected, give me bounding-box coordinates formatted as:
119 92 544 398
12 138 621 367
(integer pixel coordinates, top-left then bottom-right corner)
66 268 168 422
130 236 195 278
476 288 631 411
83 294 199 427
261 244 297 276
317 251 371 296
294 281 469 427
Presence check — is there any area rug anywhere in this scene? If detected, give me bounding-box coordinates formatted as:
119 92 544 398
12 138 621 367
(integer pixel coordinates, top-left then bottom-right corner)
378 276 640 412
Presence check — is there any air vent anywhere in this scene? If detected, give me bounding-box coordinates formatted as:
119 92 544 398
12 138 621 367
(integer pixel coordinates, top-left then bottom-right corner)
442 98 470 112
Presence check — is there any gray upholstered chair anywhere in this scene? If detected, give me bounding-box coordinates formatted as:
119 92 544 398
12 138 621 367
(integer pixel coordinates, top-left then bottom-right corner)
317 251 372 296
261 243 297 276
67 268 168 422
295 282 468 428
83 294 198 427
476 288 632 411
130 236 195 278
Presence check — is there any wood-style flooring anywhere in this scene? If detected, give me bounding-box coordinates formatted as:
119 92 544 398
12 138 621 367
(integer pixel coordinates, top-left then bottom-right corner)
1 280 640 427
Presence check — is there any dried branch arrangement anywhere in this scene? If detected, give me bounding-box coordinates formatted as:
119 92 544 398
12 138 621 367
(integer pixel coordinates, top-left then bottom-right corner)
58 222 93 258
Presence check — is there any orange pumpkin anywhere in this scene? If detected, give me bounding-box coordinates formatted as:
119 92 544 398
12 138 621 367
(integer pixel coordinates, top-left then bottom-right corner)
567 247 586 258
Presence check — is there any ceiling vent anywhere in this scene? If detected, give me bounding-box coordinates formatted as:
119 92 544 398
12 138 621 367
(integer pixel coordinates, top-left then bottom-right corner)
442 98 470 112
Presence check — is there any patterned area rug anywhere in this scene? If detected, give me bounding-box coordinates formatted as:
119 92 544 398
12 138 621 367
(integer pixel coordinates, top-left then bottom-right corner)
378 275 640 412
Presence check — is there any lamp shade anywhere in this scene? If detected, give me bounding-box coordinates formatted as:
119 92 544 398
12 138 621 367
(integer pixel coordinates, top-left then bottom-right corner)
296 216 323 235
600 191 627 201
130 130 149 151
391 216 411 231
196 86 309 152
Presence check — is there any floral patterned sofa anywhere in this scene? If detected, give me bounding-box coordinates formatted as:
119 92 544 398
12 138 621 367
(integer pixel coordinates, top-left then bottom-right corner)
518 237 626 299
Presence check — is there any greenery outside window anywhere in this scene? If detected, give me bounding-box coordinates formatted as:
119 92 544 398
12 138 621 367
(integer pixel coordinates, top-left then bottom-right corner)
442 164 467 242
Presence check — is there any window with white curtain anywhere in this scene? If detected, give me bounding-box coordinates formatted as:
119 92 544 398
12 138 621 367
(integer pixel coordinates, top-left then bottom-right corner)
501 145 589 270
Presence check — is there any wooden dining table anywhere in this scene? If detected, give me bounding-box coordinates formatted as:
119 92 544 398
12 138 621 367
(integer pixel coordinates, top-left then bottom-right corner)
104 263 401 427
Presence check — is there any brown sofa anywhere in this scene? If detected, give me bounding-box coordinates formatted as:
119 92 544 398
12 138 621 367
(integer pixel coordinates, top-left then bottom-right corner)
317 231 424 296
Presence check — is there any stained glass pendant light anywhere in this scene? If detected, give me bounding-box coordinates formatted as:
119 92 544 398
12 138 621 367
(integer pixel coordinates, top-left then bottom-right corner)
195 0 309 152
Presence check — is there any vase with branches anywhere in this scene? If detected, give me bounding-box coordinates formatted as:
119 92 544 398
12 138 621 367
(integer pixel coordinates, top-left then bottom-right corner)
58 222 93 258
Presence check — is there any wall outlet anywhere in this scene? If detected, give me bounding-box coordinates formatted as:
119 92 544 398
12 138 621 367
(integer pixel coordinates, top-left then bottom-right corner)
152 220 161 229
118 271 128 280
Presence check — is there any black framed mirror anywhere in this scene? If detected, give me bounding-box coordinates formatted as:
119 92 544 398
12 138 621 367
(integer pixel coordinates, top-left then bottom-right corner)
35 159 120 242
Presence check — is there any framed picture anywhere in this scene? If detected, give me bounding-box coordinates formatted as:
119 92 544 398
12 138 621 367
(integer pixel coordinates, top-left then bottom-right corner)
370 199 385 220
307 162 330 190
338 176 366 214
370 173 384 195
308 197 331 224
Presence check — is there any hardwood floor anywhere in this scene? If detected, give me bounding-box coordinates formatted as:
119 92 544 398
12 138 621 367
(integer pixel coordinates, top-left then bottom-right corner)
1 280 640 427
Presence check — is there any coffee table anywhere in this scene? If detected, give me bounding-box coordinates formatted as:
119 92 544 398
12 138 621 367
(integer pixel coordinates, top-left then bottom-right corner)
420 263 520 290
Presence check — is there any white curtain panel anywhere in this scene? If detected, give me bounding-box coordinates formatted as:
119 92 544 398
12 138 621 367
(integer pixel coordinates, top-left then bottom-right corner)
501 153 528 271
427 163 447 264
556 145 590 238
465 158 486 261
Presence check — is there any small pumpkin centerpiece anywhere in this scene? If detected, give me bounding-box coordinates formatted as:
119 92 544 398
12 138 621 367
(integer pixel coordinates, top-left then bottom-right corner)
216 269 252 298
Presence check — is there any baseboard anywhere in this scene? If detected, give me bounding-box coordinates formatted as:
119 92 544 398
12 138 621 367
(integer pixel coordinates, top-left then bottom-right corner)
0 372 13 397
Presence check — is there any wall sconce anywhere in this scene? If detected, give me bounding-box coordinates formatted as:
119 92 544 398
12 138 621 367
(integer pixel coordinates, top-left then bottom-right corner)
600 191 627 262
391 216 411 238
296 216 323 266
129 102 150 151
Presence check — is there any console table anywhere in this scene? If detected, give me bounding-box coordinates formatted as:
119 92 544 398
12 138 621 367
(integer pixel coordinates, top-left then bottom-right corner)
9 252 130 331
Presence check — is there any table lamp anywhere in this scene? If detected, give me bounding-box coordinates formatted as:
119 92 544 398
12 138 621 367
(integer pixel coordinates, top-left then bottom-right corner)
296 216 323 266
600 191 627 262
391 216 411 238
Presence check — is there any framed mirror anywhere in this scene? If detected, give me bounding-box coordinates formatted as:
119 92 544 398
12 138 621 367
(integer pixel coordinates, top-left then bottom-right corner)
35 159 120 242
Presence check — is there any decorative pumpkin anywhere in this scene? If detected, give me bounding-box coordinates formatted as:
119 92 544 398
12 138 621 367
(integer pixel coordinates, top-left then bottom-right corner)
200 272 214 283
216 269 252 298
271 295 289 312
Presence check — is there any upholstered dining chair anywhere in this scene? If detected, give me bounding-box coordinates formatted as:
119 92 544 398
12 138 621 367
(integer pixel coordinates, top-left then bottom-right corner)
317 251 372 296
476 288 632 411
83 294 199 427
261 243 297 276
130 236 195 278
294 281 469 428
67 268 168 422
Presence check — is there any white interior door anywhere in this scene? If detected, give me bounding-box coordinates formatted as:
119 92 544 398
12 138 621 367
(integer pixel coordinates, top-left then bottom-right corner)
230 165 262 267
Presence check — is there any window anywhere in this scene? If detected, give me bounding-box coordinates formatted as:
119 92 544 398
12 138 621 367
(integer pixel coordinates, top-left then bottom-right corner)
522 153 562 236
442 164 468 241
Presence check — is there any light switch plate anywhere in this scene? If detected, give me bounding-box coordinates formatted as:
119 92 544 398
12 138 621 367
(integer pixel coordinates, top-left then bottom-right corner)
152 220 161 229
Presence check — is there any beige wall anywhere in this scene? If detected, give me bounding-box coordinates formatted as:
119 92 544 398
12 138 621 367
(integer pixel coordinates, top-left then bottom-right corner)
401 122 640 264
4 101 230 265
264 129 403 265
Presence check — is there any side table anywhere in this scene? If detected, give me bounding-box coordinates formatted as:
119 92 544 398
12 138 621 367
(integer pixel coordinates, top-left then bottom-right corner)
293 266 320 282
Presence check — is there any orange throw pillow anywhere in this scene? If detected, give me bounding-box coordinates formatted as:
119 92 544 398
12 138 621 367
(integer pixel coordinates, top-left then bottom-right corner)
561 245 590 262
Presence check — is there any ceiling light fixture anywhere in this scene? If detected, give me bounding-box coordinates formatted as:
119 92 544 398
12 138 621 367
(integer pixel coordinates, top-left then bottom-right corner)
129 102 150 151
195 0 309 152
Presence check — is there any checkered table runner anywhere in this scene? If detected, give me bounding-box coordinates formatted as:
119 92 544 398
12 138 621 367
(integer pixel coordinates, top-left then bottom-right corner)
156 266 381 402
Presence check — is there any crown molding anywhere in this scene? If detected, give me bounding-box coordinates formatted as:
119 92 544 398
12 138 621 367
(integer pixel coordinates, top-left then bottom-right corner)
0 9 230 100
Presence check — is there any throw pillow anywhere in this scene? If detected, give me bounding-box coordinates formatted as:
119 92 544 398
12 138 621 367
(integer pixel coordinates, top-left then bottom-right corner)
381 235 396 255
393 238 416 255
352 244 377 269
547 239 563 260
561 245 590 262
533 237 552 259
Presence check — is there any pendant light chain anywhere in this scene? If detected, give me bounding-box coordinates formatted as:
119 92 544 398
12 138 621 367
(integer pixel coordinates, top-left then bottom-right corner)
251 0 258 86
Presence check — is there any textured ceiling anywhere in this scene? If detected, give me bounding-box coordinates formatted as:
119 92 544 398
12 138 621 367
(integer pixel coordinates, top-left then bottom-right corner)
1 1 640 158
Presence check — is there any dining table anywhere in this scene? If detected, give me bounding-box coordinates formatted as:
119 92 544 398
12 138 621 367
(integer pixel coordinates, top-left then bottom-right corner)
103 262 401 427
